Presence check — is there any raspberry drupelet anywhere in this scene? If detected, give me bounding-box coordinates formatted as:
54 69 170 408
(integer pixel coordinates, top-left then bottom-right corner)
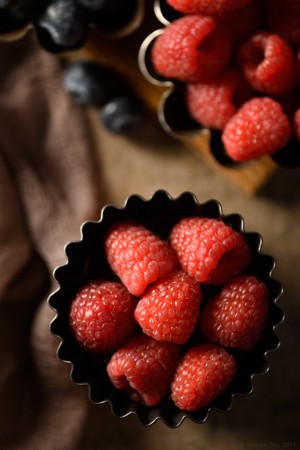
135 271 202 344
171 343 236 411
105 221 178 297
69 280 137 353
200 275 269 350
170 217 251 285
107 334 180 407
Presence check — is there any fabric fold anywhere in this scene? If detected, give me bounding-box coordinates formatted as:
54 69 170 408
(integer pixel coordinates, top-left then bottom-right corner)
0 31 99 449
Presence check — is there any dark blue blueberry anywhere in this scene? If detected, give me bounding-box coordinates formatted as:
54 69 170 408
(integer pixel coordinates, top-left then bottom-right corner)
35 0 88 52
63 60 122 106
99 94 144 135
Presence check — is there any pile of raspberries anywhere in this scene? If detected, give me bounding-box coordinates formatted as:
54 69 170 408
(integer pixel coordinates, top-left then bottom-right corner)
69 216 269 412
151 0 300 163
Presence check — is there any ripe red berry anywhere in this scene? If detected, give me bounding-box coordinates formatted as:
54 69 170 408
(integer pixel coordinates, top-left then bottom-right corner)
171 343 236 411
236 31 297 98
105 221 178 297
185 68 254 130
107 334 180 406
135 271 202 344
69 280 137 353
265 0 300 47
170 217 251 285
222 97 292 162
215 0 263 45
200 275 269 350
151 15 232 83
166 0 253 15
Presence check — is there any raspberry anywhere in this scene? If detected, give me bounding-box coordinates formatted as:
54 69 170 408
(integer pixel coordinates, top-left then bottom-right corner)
293 108 300 142
151 15 232 83
69 280 137 353
106 334 180 406
171 343 236 411
200 275 269 350
105 221 178 297
236 31 297 98
222 97 292 162
170 217 251 285
135 271 202 344
185 68 254 130
166 0 253 15
265 0 300 47
215 1 263 44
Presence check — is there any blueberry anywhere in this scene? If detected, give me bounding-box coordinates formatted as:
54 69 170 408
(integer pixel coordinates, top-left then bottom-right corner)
35 0 88 52
63 60 122 107
99 94 144 135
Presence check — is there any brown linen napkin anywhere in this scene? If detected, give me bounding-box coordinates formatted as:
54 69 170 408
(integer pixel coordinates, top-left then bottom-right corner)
0 32 99 449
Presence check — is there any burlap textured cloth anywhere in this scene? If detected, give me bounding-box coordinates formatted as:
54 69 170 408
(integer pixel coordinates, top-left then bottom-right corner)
0 32 99 449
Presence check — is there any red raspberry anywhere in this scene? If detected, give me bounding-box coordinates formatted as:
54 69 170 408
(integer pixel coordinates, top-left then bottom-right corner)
293 108 300 142
222 97 292 162
170 217 251 285
166 0 253 15
265 0 300 47
151 15 232 83
215 1 263 45
135 271 202 344
185 68 254 130
106 334 180 406
200 275 269 350
105 221 178 297
236 31 297 98
69 280 137 353
171 343 236 411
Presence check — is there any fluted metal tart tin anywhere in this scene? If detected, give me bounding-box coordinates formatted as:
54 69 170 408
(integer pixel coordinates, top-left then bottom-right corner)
48 190 284 427
138 0 300 168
